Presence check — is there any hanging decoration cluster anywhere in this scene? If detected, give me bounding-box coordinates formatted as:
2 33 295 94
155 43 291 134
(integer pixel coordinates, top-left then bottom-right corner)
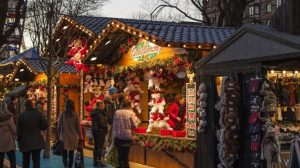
65 37 88 72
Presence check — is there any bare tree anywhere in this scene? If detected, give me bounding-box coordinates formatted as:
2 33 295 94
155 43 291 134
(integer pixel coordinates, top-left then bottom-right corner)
131 0 187 22
26 0 108 158
151 0 255 27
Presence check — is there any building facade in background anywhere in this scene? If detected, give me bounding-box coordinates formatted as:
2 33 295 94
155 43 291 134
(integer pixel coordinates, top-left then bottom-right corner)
1 0 27 60
204 0 284 26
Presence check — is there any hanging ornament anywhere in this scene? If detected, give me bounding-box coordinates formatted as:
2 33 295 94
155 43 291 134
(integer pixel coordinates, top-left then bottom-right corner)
65 37 88 72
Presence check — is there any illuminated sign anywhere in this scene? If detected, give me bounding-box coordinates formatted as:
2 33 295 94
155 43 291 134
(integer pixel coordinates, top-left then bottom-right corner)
131 40 161 62
186 82 197 139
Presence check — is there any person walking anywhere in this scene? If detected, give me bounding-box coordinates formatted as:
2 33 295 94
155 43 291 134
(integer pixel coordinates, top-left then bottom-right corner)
113 101 140 168
0 100 16 168
17 100 48 168
57 99 82 168
91 102 108 167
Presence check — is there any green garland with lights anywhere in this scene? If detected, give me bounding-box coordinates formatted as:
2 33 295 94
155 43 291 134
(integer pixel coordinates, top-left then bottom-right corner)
132 134 196 153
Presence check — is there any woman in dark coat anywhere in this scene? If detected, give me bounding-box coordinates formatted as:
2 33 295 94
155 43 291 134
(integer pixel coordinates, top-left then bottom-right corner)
17 100 48 168
0 100 16 168
91 101 108 167
57 99 82 168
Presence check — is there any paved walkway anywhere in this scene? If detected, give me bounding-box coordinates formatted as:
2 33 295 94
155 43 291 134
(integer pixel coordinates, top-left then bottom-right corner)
4 150 113 168
4 150 153 168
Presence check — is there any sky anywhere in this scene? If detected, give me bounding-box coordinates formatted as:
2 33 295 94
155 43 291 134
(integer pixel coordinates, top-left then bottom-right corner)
24 0 144 48
101 0 143 18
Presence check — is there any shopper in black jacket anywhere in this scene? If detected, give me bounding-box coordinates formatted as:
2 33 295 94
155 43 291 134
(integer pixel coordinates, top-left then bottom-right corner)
91 101 108 167
17 100 48 168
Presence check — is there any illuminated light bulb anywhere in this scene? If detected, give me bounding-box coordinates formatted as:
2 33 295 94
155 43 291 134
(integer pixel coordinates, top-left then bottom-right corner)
112 22 115 25
116 24 120 27
107 24 110 27
283 70 286 74
213 45 217 49
90 45 93 48
146 37 149 40
168 44 171 47
133 32 136 35
102 29 105 32
127 29 130 32
152 39 156 42
98 35 101 38
198 45 202 49
139 34 143 37
271 70 275 74
183 44 186 48
295 71 298 74
63 26 68 30
122 27 125 30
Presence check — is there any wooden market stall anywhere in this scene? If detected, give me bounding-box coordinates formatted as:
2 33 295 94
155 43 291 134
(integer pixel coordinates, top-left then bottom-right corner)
0 48 80 141
54 15 236 168
195 24 300 168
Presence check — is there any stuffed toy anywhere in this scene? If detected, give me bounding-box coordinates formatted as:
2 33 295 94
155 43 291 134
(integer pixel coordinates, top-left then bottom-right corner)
84 75 93 93
148 69 162 90
261 129 281 168
129 91 142 113
124 80 143 113
148 92 166 115
65 38 88 72
146 111 172 133
99 79 106 88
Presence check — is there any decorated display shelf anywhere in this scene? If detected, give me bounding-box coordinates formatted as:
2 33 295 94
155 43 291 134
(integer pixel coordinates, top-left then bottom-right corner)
133 133 196 153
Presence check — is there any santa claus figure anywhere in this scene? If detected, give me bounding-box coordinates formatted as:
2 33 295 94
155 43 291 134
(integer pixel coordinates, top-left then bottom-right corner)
165 95 186 130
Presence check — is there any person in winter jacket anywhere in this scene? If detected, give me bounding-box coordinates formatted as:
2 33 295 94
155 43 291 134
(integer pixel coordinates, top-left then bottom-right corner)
57 99 82 168
113 101 140 168
17 100 48 168
91 101 108 167
0 100 16 168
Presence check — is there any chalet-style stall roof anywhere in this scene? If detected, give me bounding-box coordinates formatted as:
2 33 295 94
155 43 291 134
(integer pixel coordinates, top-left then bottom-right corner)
0 48 76 83
56 15 236 64
0 48 38 83
195 24 300 76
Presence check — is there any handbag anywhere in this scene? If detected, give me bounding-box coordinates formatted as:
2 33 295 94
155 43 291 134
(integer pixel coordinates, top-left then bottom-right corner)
52 140 64 156
75 142 84 168
52 113 64 156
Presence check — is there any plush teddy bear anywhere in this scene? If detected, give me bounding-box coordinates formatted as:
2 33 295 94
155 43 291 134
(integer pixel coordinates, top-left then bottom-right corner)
146 111 173 133
124 81 143 113
84 75 93 93
148 92 166 115
129 91 142 113
148 69 162 90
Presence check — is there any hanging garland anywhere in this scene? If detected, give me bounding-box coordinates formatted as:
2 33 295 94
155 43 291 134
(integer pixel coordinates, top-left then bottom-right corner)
114 54 192 74
133 134 196 153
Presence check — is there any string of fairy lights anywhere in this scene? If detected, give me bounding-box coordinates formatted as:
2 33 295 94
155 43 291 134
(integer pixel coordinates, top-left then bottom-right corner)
58 16 218 62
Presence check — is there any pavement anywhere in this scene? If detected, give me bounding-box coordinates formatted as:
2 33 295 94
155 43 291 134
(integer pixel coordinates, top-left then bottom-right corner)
4 150 153 168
